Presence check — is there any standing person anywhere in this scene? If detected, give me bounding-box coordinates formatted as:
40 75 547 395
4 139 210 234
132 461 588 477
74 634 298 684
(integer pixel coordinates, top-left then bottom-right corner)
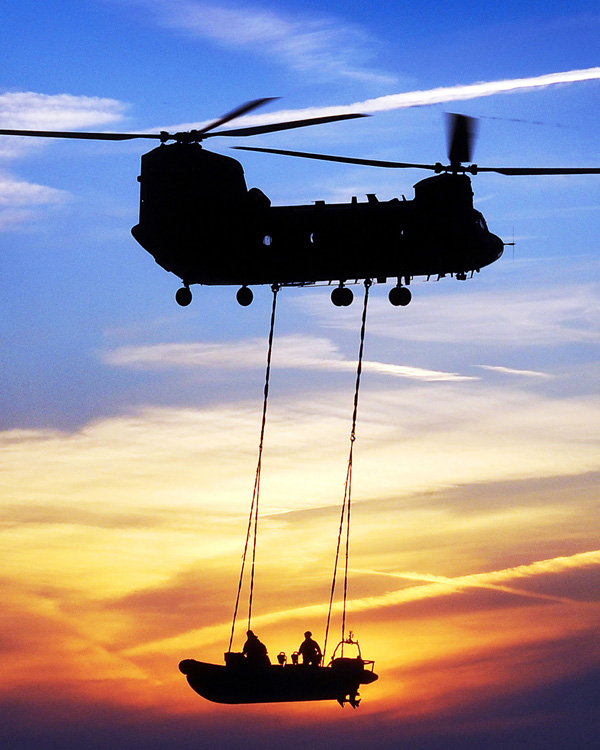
298 631 322 666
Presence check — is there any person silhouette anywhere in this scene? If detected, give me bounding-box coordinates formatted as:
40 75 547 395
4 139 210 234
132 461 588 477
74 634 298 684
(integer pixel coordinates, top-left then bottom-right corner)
298 631 322 667
242 630 270 667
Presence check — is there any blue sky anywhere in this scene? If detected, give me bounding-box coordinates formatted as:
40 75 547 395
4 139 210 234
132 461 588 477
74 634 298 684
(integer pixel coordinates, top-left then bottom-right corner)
1 2 599 748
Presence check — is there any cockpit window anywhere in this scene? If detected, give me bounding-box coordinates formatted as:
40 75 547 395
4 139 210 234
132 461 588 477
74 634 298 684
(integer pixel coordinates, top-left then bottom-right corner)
475 211 488 230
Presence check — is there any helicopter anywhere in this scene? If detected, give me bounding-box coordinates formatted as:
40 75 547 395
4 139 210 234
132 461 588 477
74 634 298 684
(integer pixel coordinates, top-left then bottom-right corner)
2 98 599 307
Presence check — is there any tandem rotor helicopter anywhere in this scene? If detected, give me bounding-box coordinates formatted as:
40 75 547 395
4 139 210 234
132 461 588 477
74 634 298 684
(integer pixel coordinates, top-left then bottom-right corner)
2 97 599 307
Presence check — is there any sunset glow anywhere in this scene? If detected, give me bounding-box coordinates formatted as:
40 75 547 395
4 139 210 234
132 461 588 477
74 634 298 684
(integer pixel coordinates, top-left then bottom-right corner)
2 1 599 748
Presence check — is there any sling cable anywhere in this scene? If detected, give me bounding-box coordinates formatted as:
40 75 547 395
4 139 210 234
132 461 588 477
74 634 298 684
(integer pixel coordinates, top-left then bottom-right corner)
179 281 378 707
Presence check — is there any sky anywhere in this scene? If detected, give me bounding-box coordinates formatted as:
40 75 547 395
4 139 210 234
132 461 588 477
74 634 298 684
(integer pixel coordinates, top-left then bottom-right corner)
1 1 599 748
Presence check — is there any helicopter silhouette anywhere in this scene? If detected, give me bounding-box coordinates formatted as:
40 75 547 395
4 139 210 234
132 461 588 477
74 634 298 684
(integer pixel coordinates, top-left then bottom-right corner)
2 98 599 307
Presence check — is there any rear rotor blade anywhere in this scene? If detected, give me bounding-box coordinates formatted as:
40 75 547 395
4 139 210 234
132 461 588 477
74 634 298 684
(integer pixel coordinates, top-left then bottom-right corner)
476 165 600 175
447 113 478 165
234 145 438 170
206 113 368 138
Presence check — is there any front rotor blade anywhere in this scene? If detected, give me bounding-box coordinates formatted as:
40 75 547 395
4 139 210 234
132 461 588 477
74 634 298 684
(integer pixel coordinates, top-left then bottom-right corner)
206 113 368 138
476 165 600 175
0 128 162 141
447 113 478 165
234 145 438 170
194 97 279 136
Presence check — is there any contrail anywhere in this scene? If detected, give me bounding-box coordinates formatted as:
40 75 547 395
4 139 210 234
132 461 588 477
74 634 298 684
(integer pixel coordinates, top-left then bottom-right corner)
124 549 600 656
206 66 600 128
340 67 600 115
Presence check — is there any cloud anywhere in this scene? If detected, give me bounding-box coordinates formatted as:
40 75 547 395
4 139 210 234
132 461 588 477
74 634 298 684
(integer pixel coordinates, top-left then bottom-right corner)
130 0 395 85
0 172 70 230
2 389 597 723
0 207 39 231
4 381 599 543
102 334 475 382
355 550 600 607
0 91 128 227
338 66 600 116
476 365 553 379
0 91 127 132
343 549 600 613
0 173 68 206
306 283 600 347
125 549 600 655
164 65 600 132
0 91 128 160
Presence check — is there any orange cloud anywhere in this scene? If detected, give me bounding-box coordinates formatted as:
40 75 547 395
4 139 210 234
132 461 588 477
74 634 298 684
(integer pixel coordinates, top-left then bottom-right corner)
1 379 598 729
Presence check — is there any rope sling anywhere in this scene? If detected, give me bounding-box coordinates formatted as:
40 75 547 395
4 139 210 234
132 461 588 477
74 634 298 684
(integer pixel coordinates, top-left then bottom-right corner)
228 280 371 658
323 280 371 662
228 284 279 653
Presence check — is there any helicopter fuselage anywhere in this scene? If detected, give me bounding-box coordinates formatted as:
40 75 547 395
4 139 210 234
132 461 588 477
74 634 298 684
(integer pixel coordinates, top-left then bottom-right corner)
3 102 598 306
131 143 504 305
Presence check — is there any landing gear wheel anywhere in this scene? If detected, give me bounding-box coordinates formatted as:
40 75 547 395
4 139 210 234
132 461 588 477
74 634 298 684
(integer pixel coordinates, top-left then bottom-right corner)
175 286 192 307
388 286 412 306
331 286 353 307
236 286 253 306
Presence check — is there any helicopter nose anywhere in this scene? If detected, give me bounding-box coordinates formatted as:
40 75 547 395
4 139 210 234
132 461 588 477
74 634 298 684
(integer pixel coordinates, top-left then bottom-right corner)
492 234 504 260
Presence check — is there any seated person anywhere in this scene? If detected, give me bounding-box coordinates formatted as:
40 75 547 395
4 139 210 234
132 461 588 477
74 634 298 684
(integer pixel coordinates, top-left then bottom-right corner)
242 630 270 667
298 631 322 667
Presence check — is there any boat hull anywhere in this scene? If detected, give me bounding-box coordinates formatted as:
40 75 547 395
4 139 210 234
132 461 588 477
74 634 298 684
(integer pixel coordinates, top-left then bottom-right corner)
179 657 378 705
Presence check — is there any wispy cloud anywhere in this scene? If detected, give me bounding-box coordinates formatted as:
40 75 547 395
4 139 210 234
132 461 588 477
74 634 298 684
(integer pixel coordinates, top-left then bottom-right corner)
306 284 600 347
0 173 68 206
4 383 599 518
0 91 127 226
354 553 600 606
0 172 70 230
0 207 35 231
333 66 600 116
166 66 600 132
476 365 553 379
319 549 600 613
129 0 395 85
151 64 600 159
125 549 600 654
103 335 475 382
0 91 126 138
0 92 126 163
125 1 600 118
